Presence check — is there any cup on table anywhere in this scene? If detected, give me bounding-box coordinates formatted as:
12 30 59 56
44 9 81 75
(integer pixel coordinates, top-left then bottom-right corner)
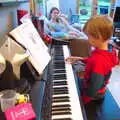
0 90 16 112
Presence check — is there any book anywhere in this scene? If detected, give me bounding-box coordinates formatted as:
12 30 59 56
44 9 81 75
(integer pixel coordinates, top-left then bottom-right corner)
9 21 51 75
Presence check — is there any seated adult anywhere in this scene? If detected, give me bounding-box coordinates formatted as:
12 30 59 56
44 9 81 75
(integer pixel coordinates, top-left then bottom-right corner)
44 7 87 39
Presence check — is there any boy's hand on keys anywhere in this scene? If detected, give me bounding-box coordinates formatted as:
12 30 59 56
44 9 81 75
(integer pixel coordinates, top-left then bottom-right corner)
65 56 83 64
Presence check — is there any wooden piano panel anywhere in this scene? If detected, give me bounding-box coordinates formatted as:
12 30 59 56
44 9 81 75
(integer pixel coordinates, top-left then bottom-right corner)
69 39 91 57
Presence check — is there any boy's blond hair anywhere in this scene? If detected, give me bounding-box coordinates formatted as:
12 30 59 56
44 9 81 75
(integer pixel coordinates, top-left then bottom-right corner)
83 15 113 41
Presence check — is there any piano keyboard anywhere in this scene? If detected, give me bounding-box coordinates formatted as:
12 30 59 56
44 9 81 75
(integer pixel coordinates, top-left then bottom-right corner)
51 45 83 120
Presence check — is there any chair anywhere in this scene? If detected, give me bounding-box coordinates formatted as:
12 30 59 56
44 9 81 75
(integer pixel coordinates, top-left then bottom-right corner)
70 15 80 24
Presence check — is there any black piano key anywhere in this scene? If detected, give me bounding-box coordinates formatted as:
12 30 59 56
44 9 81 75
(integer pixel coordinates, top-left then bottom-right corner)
53 46 63 50
53 78 66 81
53 60 64 62
53 87 68 91
54 56 64 60
53 61 65 65
52 99 70 103
54 69 66 73
54 65 65 69
54 44 63 47
52 106 71 111
53 74 67 79
53 64 65 69
53 61 65 66
54 49 63 52
53 87 68 93
52 104 71 110
54 50 63 53
54 62 65 65
53 88 68 91
52 96 70 102
52 39 69 45
52 107 71 112
53 81 67 86
54 54 64 57
53 91 69 95
54 53 63 55
52 104 71 108
54 53 63 56
52 111 72 115
54 64 65 68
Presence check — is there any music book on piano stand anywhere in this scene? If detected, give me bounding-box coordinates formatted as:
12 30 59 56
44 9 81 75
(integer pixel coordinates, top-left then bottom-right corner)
9 21 51 75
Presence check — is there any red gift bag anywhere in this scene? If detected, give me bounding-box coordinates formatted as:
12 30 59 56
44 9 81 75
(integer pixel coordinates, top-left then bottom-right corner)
4 103 36 120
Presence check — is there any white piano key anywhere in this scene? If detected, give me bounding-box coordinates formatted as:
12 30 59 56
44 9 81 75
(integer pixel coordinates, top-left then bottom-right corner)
52 45 83 120
52 101 71 106
63 45 84 120
52 114 72 119
53 94 69 98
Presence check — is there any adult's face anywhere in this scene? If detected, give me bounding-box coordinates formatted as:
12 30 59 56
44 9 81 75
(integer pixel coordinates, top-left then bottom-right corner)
51 9 59 20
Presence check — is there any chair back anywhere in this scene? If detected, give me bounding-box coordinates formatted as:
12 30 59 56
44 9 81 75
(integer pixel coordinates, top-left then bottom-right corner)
70 15 80 24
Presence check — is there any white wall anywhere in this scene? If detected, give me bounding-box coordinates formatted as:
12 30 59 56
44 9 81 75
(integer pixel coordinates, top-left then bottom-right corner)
46 0 59 17
59 0 77 15
116 0 120 6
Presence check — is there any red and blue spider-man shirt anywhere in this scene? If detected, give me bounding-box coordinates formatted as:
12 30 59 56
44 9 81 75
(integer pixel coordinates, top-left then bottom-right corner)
81 48 119 104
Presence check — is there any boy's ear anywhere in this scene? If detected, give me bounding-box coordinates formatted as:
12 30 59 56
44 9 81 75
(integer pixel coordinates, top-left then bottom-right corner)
0 53 6 74
98 35 105 42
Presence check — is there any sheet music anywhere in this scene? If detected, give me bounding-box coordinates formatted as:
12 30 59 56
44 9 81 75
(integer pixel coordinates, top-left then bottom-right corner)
9 21 51 74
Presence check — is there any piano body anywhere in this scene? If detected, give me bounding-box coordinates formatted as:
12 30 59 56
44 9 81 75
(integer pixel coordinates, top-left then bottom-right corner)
19 42 86 120
0 16 87 120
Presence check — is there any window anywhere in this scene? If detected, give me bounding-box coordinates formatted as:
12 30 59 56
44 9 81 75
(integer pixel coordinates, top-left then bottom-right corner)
98 0 111 15
79 0 92 28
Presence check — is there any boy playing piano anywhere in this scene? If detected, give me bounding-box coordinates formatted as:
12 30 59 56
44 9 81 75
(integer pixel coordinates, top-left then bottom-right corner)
66 15 118 104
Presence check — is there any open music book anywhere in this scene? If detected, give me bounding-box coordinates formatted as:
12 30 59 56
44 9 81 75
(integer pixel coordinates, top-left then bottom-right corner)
9 21 51 75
